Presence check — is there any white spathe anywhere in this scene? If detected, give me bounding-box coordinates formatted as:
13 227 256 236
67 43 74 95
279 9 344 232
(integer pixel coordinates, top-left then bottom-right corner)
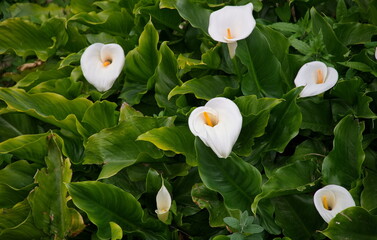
188 97 242 159
294 61 338 97
313 184 355 223
80 43 125 92
375 47 377 60
208 3 256 58
155 184 171 222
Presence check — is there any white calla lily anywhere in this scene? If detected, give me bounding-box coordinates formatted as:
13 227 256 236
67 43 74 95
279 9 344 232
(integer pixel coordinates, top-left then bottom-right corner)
155 183 171 222
80 43 125 92
313 184 355 223
294 61 338 98
208 3 256 58
188 97 242 159
375 47 377 60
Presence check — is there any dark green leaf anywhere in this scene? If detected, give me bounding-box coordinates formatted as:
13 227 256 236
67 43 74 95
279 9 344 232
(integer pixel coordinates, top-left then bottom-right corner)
361 169 377 211
322 115 365 188
66 181 168 239
192 183 232 227
138 126 196 166
169 75 239 101
196 138 262 211
83 116 174 179
120 20 160 105
238 26 285 98
252 160 320 213
263 88 302 152
273 194 323 240
321 207 377 240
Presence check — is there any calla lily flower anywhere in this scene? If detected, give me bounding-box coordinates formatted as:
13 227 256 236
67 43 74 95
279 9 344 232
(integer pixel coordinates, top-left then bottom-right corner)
375 47 377 60
313 184 355 223
208 3 256 58
188 97 242 159
80 43 125 92
294 61 338 98
155 183 171 222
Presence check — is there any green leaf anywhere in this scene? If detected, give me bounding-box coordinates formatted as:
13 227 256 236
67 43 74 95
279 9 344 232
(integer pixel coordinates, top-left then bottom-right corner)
0 201 46 239
0 133 49 163
15 66 72 90
0 160 37 190
0 88 91 136
322 115 365 188
298 98 334 135
0 18 58 60
68 9 134 37
310 7 348 60
83 116 174 179
321 207 377 240
81 101 119 135
263 88 302 152
238 26 285 98
252 160 320 213
169 75 239 101
331 79 376 119
192 183 232 227
174 0 211 34
334 23 377 46
110 222 123 240
196 138 262 212
361 170 377 211
223 217 240 231
120 20 160 105
153 42 183 115
138 126 196 166
28 134 85 238
233 95 282 156
273 194 323 240
0 113 37 142
66 181 168 239
8 3 65 24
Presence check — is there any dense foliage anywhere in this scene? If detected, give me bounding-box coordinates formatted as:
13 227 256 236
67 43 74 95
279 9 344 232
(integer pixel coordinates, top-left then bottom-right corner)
1 0 377 239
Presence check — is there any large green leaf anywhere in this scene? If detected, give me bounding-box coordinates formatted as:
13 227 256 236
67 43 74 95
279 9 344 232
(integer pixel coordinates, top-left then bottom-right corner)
28 134 85 239
238 26 286 98
262 88 302 153
196 138 262 212
334 23 377 46
191 183 234 228
169 75 239 101
153 42 183 115
8 3 65 24
331 79 376 119
322 115 365 188
68 9 134 37
66 181 169 239
120 20 160 105
298 98 334 135
0 113 37 142
233 95 282 156
310 7 348 60
0 133 49 163
252 160 320 213
361 169 377 211
83 116 174 179
174 0 211 34
81 101 119 135
0 160 37 189
0 88 91 136
321 207 377 240
0 18 61 60
138 126 196 166
273 194 323 240
0 200 46 239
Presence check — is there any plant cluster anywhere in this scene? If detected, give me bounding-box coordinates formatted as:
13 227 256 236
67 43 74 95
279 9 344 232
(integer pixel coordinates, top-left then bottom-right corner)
0 0 377 239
